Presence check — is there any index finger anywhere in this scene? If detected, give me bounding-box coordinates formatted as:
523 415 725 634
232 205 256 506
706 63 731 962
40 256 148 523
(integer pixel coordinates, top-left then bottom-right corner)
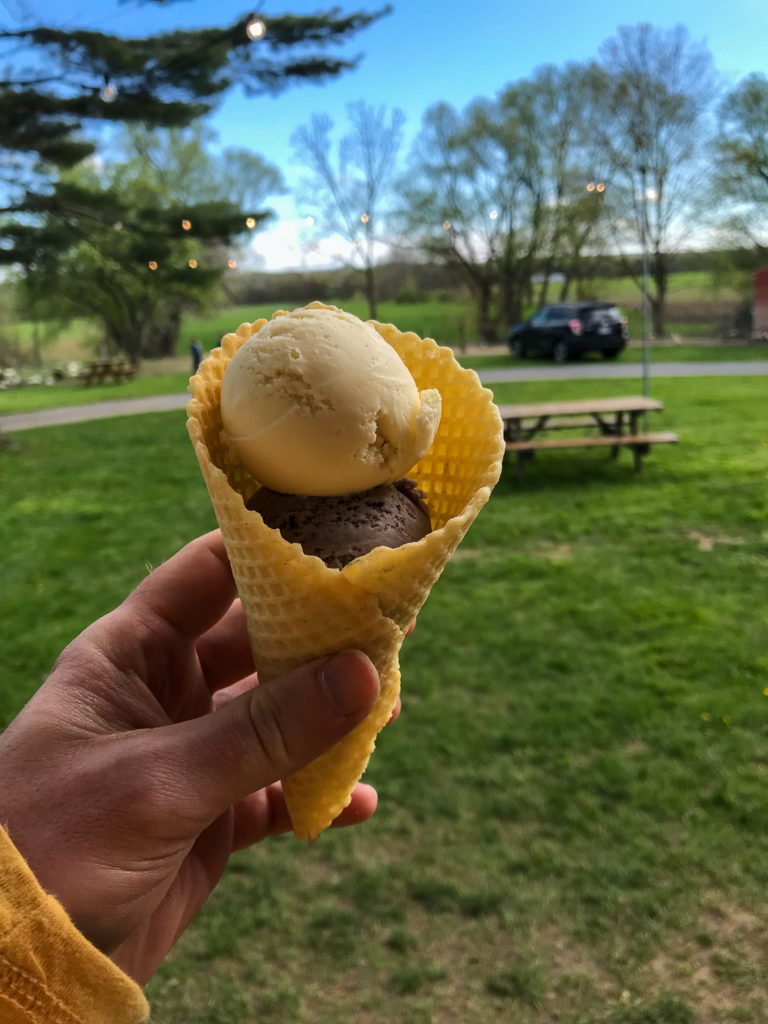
126 530 236 640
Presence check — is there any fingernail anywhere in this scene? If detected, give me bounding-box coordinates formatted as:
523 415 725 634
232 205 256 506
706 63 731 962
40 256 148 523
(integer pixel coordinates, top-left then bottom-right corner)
319 650 379 718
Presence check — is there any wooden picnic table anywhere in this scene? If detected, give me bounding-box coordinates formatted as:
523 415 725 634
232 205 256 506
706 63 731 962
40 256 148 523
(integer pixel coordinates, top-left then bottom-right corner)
497 396 678 478
80 358 138 387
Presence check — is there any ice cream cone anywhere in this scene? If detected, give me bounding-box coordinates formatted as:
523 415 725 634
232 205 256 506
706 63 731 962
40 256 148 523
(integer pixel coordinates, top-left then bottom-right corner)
187 303 504 840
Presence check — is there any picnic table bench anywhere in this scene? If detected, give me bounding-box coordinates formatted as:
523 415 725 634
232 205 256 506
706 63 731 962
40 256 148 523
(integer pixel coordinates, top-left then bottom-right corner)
497 396 678 479
80 358 138 387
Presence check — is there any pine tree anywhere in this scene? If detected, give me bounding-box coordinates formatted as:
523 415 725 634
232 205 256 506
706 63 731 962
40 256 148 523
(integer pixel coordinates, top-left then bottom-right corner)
0 4 390 359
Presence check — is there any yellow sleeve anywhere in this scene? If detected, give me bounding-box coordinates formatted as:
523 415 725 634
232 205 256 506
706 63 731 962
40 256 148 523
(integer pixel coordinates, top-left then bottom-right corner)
0 827 149 1024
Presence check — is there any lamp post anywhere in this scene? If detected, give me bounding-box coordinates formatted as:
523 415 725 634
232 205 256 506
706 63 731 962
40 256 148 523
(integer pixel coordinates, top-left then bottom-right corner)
639 163 651 425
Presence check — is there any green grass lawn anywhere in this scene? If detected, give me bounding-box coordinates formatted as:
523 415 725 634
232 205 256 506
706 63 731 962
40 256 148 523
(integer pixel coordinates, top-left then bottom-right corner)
0 370 192 414
180 299 475 351
1 376 768 1023
590 270 743 305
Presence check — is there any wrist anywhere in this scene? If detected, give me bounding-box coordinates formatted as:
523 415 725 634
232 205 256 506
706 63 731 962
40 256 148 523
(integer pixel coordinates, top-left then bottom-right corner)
0 827 149 1023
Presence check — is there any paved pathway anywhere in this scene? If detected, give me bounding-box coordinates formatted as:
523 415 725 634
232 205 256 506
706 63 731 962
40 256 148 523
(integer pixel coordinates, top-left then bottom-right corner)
0 393 189 433
1 360 766 433
477 359 768 383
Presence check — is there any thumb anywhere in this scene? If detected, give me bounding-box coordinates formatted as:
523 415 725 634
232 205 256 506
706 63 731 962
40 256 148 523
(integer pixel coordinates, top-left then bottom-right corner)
144 649 380 824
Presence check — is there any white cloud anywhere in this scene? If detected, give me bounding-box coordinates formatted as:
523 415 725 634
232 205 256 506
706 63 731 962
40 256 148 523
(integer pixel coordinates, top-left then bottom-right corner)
245 206 392 273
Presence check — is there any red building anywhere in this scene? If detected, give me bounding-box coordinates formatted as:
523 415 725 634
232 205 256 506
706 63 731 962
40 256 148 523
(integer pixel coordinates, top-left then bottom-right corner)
753 266 768 337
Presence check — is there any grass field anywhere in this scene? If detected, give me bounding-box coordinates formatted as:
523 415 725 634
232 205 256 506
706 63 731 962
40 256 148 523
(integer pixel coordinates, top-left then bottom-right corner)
589 271 743 305
2 373 767 1023
2 300 475 365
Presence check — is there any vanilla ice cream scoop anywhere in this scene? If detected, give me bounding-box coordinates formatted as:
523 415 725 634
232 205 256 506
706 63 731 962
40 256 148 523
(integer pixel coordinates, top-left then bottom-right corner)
220 305 442 496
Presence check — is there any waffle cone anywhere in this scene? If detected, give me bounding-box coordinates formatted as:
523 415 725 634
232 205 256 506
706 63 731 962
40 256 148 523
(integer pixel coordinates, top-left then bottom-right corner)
186 303 504 840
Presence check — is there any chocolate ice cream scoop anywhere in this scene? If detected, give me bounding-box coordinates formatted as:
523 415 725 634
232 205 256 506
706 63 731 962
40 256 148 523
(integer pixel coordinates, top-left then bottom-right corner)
246 478 431 569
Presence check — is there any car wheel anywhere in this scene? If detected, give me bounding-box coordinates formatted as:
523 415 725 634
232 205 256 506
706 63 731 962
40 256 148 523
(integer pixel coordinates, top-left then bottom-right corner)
511 338 525 358
552 339 570 363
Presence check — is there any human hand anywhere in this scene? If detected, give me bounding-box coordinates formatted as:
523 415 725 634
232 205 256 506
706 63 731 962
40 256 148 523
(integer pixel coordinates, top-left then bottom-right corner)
0 531 384 984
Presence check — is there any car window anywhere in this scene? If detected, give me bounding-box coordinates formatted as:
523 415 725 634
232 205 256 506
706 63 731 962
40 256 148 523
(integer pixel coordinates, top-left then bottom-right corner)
584 306 621 325
546 307 565 321
530 308 548 325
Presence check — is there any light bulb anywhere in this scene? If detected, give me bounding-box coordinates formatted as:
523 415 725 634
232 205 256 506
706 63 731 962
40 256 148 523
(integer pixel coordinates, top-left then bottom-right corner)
245 14 266 39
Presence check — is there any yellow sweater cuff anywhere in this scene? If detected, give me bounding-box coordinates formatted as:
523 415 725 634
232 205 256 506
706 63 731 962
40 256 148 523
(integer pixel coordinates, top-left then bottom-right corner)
0 827 149 1024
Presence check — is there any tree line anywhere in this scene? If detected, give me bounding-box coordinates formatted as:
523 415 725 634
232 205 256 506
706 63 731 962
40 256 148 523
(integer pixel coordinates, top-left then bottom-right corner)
0 3 389 362
296 24 768 340
1 8 767 360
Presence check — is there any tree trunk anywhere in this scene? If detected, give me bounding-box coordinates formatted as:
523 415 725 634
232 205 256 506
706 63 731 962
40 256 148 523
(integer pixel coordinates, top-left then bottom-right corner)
505 288 524 330
110 326 142 365
31 320 42 367
364 262 377 320
536 258 553 308
475 278 495 342
651 249 668 338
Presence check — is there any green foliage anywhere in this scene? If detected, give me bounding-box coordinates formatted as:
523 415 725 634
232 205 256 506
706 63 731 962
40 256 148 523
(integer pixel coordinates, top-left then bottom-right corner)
7 127 286 361
715 73 768 250
0 5 390 357
400 64 613 337
0 6 390 198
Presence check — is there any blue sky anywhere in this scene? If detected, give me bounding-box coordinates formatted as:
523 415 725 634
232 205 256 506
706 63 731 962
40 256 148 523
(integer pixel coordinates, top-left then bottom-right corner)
21 0 768 268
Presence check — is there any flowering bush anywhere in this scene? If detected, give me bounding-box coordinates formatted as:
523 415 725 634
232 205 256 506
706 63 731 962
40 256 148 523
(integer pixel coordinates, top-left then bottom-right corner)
0 361 83 389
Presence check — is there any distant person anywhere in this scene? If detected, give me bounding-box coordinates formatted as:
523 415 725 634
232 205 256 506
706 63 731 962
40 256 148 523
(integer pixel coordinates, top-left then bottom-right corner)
190 337 203 373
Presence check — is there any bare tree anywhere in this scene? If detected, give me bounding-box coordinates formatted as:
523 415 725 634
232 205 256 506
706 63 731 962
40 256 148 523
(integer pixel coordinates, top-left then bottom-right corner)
291 101 405 318
496 64 610 309
397 101 499 338
713 73 768 252
398 64 605 339
591 24 720 336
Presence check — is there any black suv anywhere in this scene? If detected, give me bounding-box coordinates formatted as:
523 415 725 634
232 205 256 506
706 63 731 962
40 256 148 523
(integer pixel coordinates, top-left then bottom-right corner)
508 302 628 362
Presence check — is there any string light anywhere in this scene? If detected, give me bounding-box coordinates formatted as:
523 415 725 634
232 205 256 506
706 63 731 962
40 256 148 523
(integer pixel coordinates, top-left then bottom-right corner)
304 215 315 226
100 77 118 103
113 221 123 231
360 213 370 224
181 219 192 231
227 258 237 269
188 259 198 269
148 260 158 270
596 182 605 193
442 220 451 230
245 13 266 39
587 182 595 192
489 209 498 220
245 216 257 229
